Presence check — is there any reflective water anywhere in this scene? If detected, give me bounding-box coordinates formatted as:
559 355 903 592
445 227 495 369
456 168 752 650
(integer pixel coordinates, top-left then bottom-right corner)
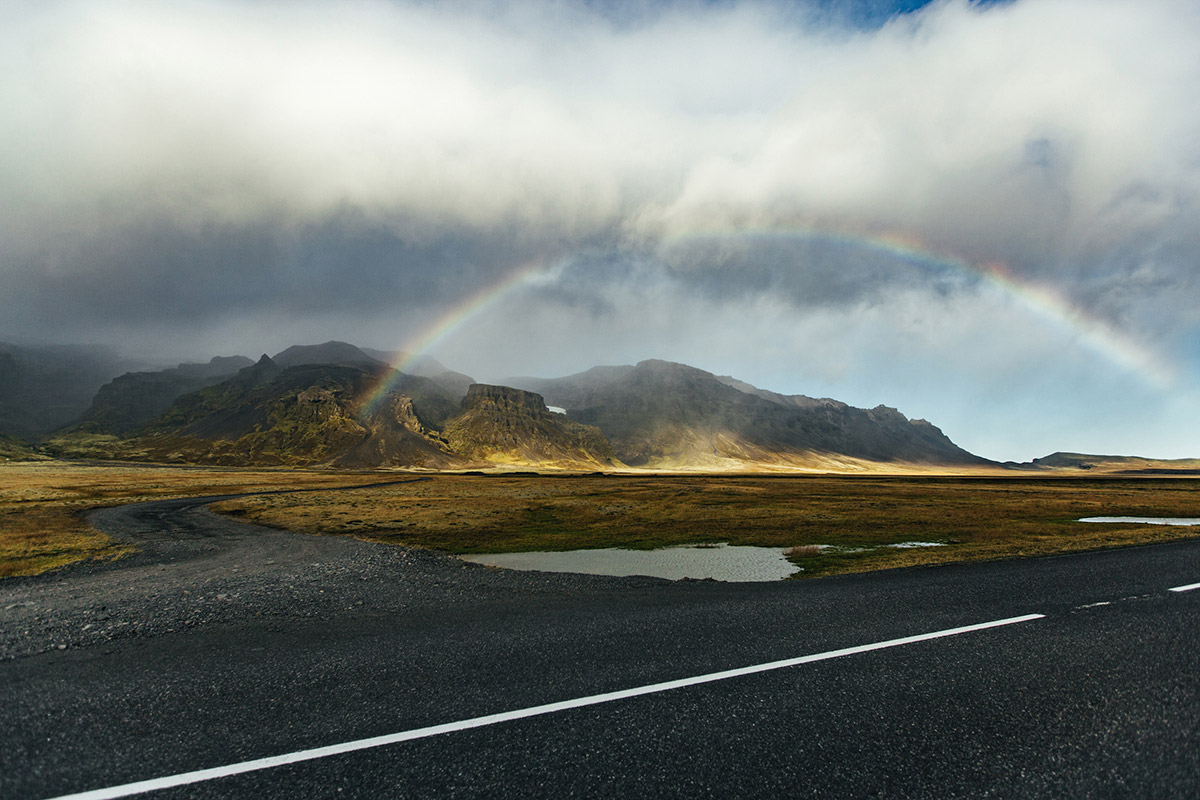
459 543 800 582
1078 516 1200 526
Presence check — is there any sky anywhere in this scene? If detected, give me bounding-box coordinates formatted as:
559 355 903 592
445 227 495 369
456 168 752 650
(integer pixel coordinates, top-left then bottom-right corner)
2 0 1199 462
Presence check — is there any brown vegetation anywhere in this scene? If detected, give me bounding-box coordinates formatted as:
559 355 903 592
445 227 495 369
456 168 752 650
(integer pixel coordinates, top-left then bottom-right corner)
5 462 1199 580
213 473 1200 577
0 462 378 577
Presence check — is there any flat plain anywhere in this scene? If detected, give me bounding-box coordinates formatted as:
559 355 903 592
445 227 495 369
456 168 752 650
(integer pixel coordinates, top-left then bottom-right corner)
5 460 1200 579
0 462 377 577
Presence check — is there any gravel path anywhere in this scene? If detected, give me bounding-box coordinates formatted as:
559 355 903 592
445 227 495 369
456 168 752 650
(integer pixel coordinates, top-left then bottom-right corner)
0 486 668 662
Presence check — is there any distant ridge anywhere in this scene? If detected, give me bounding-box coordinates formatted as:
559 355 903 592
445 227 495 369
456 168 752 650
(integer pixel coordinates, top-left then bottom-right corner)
509 359 987 469
1025 452 1200 474
41 343 998 471
67 355 254 435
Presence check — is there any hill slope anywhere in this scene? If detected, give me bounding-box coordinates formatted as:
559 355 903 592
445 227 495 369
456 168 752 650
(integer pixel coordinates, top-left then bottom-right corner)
129 360 461 468
1027 452 1200 474
510 359 985 469
443 385 616 468
68 356 254 435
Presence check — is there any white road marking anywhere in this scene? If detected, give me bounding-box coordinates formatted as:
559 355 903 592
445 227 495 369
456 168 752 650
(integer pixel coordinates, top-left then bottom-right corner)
1168 581 1200 593
45 613 1045 800
1075 601 1112 609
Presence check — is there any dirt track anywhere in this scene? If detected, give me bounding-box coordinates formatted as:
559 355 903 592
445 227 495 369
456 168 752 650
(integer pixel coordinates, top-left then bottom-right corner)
0 482 661 662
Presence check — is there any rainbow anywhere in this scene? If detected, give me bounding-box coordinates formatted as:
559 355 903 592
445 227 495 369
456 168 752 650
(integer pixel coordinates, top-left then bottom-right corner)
361 257 556 414
655 225 1176 390
361 226 1175 415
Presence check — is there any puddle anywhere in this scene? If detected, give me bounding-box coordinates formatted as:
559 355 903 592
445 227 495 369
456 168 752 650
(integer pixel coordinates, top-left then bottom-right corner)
815 541 945 554
1078 516 1200 526
459 543 800 582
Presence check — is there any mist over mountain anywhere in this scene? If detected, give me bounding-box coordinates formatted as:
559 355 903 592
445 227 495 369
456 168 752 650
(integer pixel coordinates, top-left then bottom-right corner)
358 346 476 400
0 342 139 440
69 356 254 435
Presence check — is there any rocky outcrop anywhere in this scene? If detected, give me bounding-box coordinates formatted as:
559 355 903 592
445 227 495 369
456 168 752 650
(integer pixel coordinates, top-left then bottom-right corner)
442 384 616 467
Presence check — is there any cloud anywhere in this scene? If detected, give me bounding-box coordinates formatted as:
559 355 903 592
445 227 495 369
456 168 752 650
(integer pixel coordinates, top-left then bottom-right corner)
1 0 1197 457
3 1 1195 275
435 268 1200 461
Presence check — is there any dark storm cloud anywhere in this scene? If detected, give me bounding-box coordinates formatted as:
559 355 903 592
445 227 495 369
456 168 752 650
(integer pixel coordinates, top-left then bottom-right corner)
652 234 973 307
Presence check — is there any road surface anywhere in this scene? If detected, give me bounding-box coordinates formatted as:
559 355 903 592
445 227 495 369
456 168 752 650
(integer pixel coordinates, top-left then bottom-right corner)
2 490 1198 798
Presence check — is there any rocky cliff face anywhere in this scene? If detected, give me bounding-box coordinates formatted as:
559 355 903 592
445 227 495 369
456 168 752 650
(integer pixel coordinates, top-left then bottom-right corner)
48 362 463 468
443 384 616 467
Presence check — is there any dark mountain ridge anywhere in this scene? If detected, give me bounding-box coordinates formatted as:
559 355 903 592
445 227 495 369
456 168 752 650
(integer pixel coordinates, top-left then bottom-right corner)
69 356 254 435
508 359 985 468
271 341 382 368
39 343 990 470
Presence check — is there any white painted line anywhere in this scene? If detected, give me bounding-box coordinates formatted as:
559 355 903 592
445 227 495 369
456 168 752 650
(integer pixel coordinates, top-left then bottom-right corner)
1168 582 1200 593
45 613 1045 800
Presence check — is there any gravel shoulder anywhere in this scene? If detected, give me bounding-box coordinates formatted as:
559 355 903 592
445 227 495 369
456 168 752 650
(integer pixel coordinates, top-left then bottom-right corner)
0 489 670 662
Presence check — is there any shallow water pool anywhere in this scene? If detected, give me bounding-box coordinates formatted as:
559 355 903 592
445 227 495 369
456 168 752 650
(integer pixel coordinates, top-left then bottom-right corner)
1078 516 1200 526
459 543 800 582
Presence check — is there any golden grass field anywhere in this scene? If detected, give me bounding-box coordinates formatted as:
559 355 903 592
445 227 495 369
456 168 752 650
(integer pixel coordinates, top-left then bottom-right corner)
211 472 1200 577
0 462 378 577
3 461 1200 579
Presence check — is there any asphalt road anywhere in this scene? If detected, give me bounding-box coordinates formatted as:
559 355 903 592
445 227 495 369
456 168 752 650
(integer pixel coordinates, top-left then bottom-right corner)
2 492 1199 799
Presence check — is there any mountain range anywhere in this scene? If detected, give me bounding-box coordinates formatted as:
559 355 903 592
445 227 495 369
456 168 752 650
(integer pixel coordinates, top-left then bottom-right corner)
506 360 982 468
0 342 138 440
0 340 996 471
